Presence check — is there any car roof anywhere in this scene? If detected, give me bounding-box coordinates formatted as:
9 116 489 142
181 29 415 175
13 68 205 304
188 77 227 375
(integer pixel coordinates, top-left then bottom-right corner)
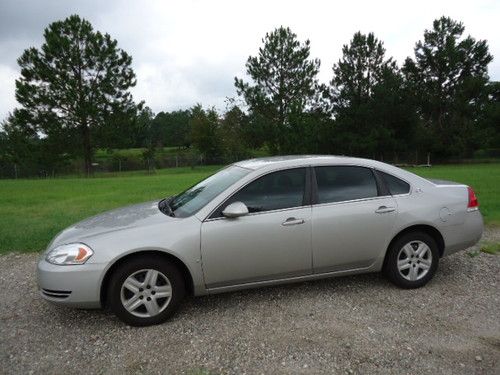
232 155 434 186
234 155 378 170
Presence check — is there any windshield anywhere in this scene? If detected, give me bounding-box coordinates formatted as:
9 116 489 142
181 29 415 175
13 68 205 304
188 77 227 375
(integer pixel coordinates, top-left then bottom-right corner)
169 166 250 217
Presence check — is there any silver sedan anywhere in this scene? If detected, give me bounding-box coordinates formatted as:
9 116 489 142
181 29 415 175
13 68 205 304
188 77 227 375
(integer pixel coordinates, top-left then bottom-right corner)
37 156 483 326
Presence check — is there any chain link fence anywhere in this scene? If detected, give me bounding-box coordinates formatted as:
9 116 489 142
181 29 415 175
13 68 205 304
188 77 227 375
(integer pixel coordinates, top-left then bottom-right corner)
2 150 499 179
0 153 229 179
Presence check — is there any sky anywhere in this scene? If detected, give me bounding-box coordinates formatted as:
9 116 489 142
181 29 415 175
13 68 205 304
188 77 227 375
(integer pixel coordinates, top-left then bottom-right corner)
0 0 499 121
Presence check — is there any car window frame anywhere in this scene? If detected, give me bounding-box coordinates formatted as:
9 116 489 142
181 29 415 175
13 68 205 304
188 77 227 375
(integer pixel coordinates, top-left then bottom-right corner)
205 166 313 221
373 169 412 197
311 164 389 206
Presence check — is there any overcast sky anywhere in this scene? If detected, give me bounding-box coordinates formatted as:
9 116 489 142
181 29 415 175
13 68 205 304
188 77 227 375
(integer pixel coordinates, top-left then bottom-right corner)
0 0 499 121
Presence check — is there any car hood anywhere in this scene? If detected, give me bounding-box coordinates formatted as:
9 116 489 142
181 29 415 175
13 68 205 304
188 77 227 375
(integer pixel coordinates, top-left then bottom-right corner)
49 200 172 248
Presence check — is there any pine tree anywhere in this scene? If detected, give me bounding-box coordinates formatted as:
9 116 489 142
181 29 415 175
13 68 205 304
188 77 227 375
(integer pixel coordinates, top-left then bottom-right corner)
403 16 492 157
235 26 321 153
14 15 138 175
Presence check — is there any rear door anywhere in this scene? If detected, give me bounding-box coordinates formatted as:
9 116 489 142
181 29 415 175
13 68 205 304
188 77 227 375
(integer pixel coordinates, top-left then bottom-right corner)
311 165 397 273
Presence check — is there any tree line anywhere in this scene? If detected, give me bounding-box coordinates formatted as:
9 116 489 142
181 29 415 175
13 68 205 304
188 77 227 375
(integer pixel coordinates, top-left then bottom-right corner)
0 15 498 176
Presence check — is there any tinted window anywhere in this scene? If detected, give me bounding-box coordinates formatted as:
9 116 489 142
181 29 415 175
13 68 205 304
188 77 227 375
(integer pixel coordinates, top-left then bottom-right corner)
225 168 307 213
315 166 378 203
379 171 410 195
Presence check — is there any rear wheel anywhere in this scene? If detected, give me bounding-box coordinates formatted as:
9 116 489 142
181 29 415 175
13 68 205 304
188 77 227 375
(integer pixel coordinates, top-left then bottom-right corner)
384 232 439 288
107 255 185 326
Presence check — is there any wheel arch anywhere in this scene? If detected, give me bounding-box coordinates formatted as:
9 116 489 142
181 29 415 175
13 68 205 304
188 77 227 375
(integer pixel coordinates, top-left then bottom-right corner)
99 250 195 308
384 224 445 269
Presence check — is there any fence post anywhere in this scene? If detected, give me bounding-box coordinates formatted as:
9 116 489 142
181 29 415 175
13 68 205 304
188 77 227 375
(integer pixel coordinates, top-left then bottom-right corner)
427 153 431 166
14 164 18 179
175 155 178 168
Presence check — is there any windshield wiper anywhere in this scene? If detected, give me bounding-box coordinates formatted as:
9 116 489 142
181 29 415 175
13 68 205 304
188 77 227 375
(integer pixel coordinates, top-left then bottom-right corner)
158 197 175 217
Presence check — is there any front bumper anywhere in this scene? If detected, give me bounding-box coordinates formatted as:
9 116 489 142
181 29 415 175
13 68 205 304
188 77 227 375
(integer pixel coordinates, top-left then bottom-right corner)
37 258 106 308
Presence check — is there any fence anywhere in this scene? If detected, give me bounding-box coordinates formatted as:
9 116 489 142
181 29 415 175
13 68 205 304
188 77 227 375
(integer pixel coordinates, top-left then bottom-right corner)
0 153 228 179
1 150 498 179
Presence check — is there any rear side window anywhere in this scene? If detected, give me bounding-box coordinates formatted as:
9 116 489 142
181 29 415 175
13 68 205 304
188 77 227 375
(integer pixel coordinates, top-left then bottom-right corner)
314 166 378 204
225 168 307 213
379 171 410 195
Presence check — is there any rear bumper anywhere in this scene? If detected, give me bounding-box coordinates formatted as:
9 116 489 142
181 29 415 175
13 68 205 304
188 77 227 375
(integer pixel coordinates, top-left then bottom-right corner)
442 210 484 256
37 259 105 308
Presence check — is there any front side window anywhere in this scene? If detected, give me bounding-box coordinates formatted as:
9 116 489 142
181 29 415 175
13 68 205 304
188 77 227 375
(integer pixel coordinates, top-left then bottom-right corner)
223 168 307 214
315 166 378 204
169 166 250 217
379 171 410 195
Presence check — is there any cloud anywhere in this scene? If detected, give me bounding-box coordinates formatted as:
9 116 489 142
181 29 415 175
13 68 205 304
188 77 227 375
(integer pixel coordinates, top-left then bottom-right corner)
0 65 17 120
0 0 498 120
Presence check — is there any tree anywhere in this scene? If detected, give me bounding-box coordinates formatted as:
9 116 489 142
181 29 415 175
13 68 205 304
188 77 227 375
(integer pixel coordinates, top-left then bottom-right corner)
96 103 145 151
330 32 416 157
369 68 419 158
189 105 221 161
403 16 493 157
13 14 138 175
0 115 41 177
128 106 157 171
151 110 191 148
477 81 500 151
235 26 322 153
332 32 395 107
0 114 74 177
134 106 155 148
220 104 251 161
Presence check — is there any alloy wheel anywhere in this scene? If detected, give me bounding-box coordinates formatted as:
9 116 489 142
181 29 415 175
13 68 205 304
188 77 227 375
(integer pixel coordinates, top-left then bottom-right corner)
397 240 433 281
120 269 172 318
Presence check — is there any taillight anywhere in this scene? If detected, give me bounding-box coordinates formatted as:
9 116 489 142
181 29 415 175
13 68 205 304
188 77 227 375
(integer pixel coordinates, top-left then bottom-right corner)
467 186 479 210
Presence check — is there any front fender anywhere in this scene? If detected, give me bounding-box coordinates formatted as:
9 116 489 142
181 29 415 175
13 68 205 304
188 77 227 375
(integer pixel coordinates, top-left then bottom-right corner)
84 216 207 298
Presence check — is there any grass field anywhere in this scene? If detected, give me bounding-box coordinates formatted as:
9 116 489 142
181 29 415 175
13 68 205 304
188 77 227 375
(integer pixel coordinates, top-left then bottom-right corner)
0 166 221 253
0 163 498 254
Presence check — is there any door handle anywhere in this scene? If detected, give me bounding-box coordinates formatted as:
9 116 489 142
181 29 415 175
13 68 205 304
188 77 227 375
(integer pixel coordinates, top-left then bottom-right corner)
282 217 305 226
375 206 395 214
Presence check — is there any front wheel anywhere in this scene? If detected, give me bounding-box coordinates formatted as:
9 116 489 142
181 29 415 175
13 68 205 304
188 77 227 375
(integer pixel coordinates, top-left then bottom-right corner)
384 232 439 289
107 255 185 326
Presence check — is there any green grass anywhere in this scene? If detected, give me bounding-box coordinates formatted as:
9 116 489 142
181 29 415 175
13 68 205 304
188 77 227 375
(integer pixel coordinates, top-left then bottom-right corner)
0 163 499 254
0 166 220 253
480 242 500 255
94 146 186 160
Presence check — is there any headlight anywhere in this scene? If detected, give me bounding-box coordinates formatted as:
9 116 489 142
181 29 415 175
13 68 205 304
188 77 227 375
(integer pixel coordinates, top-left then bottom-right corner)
46 243 94 265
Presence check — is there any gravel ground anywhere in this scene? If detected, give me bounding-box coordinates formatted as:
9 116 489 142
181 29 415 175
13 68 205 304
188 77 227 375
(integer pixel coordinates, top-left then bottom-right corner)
1 228 499 375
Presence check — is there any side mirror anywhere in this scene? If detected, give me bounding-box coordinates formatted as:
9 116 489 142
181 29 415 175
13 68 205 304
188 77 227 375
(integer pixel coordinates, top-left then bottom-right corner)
222 201 249 218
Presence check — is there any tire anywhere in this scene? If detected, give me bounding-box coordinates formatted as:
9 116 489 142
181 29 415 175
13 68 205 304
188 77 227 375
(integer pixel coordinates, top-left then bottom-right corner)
107 255 185 326
384 231 439 289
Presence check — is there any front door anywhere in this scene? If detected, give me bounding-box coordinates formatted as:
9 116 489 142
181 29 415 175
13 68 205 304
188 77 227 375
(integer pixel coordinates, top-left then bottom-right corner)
201 167 312 288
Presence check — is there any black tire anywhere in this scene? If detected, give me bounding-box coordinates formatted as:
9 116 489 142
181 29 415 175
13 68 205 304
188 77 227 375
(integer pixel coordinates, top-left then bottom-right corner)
384 231 439 289
107 255 185 326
